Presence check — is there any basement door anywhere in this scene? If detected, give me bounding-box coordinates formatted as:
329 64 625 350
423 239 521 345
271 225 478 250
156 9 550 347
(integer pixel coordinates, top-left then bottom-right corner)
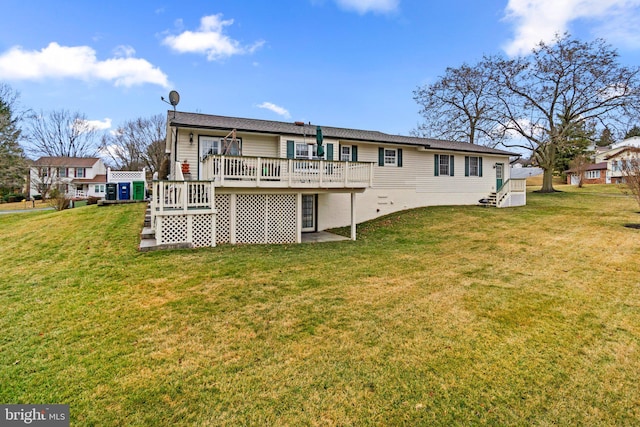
302 195 316 232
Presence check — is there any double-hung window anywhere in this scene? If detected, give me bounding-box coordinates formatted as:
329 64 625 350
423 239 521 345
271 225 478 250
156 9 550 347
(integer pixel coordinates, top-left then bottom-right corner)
341 145 351 161
464 156 483 177
76 168 85 178
377 147 403 167
384 149 397 166
434 154 454 176
58 167 67 178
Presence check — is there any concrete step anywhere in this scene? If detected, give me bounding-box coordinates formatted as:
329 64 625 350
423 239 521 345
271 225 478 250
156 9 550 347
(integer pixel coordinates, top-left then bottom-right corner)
139 238 192 252
141 227 155 239
139 238 158 252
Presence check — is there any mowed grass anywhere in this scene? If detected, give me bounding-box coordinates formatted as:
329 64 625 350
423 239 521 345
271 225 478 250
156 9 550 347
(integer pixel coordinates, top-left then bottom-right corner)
1 186 639 425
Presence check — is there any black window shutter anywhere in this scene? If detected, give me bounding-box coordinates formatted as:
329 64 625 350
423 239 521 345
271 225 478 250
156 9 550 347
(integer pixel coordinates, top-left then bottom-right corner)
449 155 455 176
352 145 358 162
465 156 470 177
378 147 384 167
479 157 483 177
397 149 403 167
326 143 334 160
434 154 439 176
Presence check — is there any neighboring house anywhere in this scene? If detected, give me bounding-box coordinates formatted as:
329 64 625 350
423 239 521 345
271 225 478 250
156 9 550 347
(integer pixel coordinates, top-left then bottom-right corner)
148 111 526 248
605 147 640 184
565 162 608 185
30 157 107 199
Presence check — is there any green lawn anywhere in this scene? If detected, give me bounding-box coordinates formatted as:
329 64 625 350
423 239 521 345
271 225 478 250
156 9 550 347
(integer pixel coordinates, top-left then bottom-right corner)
1 186 639 425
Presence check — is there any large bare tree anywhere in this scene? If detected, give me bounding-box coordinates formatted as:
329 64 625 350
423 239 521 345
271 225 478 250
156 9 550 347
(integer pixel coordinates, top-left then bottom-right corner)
621 150 640 209
489 34 640 192
413 61 504 146
25 109 99 158
100 114 166 172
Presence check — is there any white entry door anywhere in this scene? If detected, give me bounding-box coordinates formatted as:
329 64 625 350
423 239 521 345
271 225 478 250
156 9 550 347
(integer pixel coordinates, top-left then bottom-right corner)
302 195 315 232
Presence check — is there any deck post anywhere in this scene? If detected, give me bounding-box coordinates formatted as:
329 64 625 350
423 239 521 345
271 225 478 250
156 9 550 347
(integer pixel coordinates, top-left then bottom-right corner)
296 193 302 243
256 157 261 186
229 193 237 244
350 192 356 241
344 161 349 186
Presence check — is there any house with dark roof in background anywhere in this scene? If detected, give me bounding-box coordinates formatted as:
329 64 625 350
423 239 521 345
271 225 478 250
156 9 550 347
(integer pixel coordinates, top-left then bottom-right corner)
145 111 526 249
29 157 108 200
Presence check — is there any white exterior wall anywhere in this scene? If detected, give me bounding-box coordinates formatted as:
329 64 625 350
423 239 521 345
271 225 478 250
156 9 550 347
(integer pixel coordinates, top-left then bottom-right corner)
173 128 279 179
317 147 510 230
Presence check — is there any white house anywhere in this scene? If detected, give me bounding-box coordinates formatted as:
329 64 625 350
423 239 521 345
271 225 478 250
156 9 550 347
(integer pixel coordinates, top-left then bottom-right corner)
30 157 108 199
147 111 526 249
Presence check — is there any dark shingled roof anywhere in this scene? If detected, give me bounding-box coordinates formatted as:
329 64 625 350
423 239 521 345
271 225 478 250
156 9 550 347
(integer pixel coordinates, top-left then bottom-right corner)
565 162 608 173
169 111 518 157
33 157 101 167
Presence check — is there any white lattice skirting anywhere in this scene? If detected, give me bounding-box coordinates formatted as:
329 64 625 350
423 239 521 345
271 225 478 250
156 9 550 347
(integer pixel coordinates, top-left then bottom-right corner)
157 212 216 248
155 193 297 247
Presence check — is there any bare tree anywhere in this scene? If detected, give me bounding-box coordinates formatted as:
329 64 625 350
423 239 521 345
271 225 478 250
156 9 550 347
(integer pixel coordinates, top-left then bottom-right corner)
489 33 640 192
621 151 640 208
568 154 591 188
25 109 99 158
100 114 166 172
413 61 505 145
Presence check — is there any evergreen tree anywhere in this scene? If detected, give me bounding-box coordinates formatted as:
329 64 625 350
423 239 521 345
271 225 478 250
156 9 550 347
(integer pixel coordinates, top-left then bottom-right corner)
0 84 27 197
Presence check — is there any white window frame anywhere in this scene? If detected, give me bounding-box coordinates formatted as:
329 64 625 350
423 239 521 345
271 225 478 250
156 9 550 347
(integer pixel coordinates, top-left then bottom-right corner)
295 143 325 160
468 156 480 177
439 155 450 176
200 136 242 161
341 145 352 162
58 167 67 178
384 149 397 166
76 168 85 178
585 170 600 179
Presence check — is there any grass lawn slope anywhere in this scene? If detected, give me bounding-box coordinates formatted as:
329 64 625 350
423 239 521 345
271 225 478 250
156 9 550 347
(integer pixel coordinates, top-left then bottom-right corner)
1 186 639 425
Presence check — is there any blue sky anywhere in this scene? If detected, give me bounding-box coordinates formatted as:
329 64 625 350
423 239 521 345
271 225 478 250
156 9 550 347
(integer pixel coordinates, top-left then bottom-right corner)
1 0 640 140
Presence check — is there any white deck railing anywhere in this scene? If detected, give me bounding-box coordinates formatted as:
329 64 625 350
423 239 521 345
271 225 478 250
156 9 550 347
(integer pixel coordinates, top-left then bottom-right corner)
151 180 214 212
496 178 527 207
201 155 373 188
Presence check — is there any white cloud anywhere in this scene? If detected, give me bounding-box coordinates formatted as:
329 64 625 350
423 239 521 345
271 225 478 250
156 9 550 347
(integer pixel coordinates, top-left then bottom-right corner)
113 45 136 58
503 0 640 56
334 0 399 14
77 118 112 131
162 14 265 61
257 102 291 119
0 42 169 87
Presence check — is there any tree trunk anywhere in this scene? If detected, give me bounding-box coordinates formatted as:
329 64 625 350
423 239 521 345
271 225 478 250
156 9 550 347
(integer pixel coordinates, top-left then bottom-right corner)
536 142 557 193
540 168 555 192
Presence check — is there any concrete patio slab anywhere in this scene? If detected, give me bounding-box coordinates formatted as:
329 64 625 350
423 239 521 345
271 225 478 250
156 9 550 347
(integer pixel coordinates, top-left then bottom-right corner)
301 231 350 243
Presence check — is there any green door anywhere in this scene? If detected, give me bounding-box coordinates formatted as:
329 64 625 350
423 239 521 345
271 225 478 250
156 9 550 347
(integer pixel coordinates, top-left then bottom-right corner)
496 163 504 190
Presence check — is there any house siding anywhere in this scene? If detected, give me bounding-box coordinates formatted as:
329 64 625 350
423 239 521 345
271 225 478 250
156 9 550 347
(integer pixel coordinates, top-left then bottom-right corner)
163 112 523 245
316 149 510 230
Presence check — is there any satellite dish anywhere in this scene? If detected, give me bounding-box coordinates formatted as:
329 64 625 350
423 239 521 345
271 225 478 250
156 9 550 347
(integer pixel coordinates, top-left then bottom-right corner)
168 90 180 107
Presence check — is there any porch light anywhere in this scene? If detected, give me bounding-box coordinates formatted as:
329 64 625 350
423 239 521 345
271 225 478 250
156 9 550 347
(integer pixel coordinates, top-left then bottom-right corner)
189 132 193 144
